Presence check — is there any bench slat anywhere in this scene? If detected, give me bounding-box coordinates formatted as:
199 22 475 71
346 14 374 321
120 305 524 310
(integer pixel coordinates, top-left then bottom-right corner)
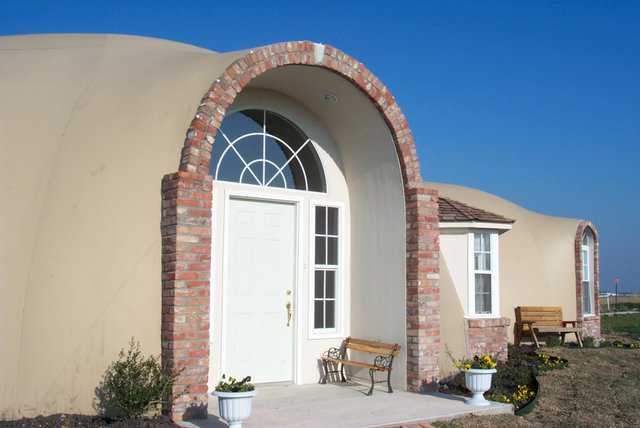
322 357 388 371
519 306 562 312
344 337 399 356
346 342 397 355
519 313 562 318
346 337 398 350
532 326 581 333
518 312 562 318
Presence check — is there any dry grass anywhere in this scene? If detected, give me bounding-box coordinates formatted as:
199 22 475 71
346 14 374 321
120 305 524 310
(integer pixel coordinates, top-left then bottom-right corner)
433 347 640 428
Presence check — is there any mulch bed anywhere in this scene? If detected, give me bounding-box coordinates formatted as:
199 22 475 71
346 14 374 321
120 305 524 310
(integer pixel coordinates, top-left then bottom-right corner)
0 414 179 428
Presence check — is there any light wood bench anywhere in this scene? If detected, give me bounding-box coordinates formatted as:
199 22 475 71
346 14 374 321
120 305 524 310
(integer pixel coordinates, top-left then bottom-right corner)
321 337 400 396
515 306 583 348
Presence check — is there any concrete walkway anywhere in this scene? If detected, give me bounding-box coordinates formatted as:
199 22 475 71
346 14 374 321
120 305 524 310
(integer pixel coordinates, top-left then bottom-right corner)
179 382 512 428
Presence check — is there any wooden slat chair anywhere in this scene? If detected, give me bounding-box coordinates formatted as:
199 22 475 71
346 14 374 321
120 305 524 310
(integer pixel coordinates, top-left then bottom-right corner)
320 337 400 396
515 306 583 348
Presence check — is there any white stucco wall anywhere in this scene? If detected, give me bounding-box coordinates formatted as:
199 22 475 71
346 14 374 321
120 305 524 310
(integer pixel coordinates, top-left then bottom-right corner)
0 34 250 418
440 232 469 311
439 230 469 374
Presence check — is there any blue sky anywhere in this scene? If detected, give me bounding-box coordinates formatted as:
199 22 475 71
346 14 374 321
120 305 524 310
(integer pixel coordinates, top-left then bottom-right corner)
2 0 638 292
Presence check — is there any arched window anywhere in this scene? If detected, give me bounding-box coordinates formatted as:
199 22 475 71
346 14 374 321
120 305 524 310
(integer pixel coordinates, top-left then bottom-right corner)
581 229 595 315
211 109 326 192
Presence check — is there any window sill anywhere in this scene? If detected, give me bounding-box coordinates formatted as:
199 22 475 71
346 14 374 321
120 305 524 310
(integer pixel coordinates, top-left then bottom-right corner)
308 331 343 340
464 314 502 320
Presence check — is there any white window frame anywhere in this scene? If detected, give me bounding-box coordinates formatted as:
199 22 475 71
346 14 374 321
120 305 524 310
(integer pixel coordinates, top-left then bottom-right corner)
582 234 594 316
467 231 500 318
309 200 344 339
213 109 325 193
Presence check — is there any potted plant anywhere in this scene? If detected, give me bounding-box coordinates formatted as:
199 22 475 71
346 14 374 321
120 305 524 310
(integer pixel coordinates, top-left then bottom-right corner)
212 375 256 428
454 354 498 406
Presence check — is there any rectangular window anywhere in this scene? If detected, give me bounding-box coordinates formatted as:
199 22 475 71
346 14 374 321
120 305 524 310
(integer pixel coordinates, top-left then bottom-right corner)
473 233 492 315
313 205 339 331
469 232 499 317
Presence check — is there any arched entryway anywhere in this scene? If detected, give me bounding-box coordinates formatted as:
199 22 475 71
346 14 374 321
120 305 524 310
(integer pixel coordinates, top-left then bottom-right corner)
160 41 440 421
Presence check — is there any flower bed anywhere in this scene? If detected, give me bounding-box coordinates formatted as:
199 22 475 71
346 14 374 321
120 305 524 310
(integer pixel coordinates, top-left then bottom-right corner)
0 414 178 427
439 345 568 413
598 339 640 349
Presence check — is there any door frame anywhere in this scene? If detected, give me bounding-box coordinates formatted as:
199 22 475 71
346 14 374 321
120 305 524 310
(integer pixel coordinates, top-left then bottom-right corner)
218 185 305 385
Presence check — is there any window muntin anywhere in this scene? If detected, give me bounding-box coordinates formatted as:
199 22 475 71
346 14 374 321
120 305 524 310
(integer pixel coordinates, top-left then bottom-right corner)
211 109 326 192
469 232 499 317
582 230 594 315
312 205 340 332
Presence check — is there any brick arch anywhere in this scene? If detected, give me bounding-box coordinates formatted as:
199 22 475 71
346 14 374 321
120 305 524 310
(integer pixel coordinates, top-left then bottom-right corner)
160 41 440 421
177 41 422 187
575 221 601 338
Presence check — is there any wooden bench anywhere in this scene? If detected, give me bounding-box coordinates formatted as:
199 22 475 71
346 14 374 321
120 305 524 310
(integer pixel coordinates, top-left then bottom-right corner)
515 306 583 348
320 337 400 396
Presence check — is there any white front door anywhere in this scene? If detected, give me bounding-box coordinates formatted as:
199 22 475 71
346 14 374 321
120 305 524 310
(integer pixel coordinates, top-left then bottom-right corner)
223 197 296 383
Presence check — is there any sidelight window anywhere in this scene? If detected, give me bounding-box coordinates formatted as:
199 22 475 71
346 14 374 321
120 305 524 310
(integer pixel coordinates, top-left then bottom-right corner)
311 204 340 334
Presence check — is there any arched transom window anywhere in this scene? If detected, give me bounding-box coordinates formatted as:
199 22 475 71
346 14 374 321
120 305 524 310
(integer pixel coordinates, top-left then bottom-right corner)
211 109 326 192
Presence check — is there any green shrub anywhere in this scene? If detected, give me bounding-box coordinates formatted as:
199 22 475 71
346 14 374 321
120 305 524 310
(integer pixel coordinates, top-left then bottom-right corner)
583 336 596 348
95 339 180 419
215 375 255 392
544 335 562 347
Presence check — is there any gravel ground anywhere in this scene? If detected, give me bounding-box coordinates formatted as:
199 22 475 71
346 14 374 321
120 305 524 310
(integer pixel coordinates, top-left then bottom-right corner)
433 346 640 428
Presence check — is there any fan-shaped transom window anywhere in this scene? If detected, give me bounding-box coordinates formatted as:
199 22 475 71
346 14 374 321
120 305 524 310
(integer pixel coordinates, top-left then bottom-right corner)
211 109 326 192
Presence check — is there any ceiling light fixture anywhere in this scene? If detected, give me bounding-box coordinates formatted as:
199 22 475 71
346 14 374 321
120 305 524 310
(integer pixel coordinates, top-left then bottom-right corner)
323 92 338 104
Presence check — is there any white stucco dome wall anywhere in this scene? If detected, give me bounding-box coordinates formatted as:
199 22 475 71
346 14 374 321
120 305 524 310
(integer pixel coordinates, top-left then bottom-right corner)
0 33 246 418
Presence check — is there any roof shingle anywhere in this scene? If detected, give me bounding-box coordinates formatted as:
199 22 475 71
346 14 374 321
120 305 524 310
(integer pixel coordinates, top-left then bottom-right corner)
438 196 515 224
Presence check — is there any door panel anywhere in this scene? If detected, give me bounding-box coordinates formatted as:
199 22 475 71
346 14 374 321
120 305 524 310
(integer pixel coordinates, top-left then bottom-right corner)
224 197 296 383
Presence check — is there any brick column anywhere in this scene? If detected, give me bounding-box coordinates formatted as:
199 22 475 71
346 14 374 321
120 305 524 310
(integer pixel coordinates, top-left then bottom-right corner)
161 171 212 421
405 185 440 391
465 318 511 361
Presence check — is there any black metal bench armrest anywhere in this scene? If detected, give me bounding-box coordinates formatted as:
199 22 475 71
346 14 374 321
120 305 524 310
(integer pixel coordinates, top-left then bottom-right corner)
323 347 344 360
373 354 394 370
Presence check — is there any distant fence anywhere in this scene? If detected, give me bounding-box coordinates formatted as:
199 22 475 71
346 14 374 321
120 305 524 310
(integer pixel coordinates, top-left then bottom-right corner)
599 294 640 313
